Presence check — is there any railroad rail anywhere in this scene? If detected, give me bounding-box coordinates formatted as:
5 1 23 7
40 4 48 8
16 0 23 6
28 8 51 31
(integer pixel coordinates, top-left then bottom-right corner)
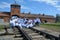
14 26 32 40
29 27 60 40
0 26 32 40
0 26 60 40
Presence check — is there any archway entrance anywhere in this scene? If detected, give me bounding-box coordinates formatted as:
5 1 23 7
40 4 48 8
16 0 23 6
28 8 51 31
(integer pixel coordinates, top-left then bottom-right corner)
12 15 19 18
43 20 47 23
11 15 20 19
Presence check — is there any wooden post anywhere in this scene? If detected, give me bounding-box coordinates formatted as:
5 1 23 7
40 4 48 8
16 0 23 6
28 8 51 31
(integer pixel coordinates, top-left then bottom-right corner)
4 25 9 34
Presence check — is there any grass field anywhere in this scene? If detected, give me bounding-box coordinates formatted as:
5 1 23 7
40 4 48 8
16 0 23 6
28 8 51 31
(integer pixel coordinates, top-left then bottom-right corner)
0 24 9 30
40 23 60 32
0 25 5 30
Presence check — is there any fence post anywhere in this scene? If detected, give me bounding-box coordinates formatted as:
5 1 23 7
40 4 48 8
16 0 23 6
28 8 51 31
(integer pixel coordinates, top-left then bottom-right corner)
4 25 8 34
59 35 60 40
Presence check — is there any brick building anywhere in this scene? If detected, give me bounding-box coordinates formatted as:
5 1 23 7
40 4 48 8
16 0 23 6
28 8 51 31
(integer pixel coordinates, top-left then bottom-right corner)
0 4 56 23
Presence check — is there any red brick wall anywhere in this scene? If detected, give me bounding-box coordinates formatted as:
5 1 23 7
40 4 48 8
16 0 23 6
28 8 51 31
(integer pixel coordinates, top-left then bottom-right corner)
11 5 20 17
4 16 10 22
41 18 56 23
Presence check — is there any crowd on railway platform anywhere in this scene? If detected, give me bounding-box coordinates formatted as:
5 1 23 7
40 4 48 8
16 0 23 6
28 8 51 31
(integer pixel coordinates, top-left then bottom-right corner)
10 16 41 29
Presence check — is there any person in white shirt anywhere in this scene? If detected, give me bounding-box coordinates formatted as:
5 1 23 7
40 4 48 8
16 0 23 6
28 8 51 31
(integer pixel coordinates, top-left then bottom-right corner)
10 18 17 29
26 19 33 28
10 19 13 29
15 19 19 26
35 18 41 25
17 18 22 28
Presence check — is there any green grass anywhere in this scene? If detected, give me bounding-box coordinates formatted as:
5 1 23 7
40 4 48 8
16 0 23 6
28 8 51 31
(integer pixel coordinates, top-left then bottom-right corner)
40 23 60 32
40 23 60 27
0 25 9 30
0 25 4 30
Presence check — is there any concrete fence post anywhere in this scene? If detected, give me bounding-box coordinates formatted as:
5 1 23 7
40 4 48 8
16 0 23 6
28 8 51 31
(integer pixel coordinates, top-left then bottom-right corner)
59 35 60 40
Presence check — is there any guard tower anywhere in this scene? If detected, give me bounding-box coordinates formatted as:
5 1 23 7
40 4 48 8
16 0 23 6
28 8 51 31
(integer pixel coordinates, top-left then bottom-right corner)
11 4 21 17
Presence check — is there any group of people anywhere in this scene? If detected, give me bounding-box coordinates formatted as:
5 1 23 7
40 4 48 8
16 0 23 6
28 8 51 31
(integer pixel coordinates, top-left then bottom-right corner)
10 16 41 29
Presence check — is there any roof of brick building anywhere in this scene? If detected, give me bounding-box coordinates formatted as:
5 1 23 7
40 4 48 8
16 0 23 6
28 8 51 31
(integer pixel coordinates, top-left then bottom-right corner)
20 13 55 19
0 12 55 18
0 12 9 16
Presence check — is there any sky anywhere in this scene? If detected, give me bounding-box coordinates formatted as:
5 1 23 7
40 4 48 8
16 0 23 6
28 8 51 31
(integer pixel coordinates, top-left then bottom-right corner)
0 0 60 17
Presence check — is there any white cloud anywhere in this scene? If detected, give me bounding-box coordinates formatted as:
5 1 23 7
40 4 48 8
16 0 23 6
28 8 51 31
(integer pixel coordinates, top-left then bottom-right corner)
21 5 34 13
57 8 60 10
31 0 58 5
21 5 29 9
0 1 31 10
21 5 33 10
55 5 60 8
31 0 60 10
15 0 25 3
55 5 60 10
0 2 11 9
0 0 25 9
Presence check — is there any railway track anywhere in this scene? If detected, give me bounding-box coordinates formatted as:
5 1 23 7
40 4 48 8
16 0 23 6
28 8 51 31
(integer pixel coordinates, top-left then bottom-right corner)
11 26 49 40
14 26 60 40
0 26 60 40
22 28 50 40
0 26 32 40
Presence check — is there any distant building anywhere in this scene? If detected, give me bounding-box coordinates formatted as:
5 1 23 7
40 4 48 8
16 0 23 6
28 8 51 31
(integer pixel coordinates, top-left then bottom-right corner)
0 4 56 23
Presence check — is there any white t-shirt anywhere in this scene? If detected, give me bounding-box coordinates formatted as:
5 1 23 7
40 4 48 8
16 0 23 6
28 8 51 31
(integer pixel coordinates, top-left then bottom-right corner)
35 18 41 23
27 23 33 28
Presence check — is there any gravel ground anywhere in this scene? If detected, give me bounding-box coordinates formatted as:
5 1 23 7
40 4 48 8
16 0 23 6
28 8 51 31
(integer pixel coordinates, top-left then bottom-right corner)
0 29 14 40
0 27 60 40
33 27 60 37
